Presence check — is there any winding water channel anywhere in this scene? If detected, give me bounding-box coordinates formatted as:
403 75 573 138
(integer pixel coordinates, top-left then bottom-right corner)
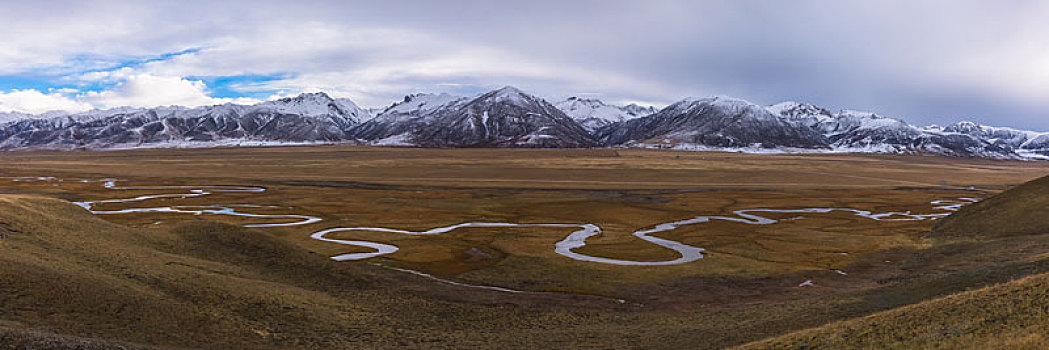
5 176 978 267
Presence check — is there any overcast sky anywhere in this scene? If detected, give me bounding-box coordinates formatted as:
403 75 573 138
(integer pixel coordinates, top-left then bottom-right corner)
1 0 1048 129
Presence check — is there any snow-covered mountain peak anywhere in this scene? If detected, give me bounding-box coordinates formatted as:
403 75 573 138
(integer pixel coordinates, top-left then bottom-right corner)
767 101 830 118
938 121 1042 146
2 86 1048 159
482 86 535 104
599 95 827 149
668 96 767 118
352 86 596 148
767 101 804 112
837 109 883 119
266 92 341 112
380 93 465 117
554 97 654 131
943 121 983 134
264 92 334 111
492 85 525 94
562 96 605 106
673 96 765 115
256 92 366 124
682 95 754 106
766 102 837 131
621 103 658 116
281 91 334 102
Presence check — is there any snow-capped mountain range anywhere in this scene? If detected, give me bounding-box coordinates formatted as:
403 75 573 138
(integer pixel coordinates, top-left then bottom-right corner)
597 96 826 149
351 87 595 147
0 87 1046 160
0 92 366 148
763 101 1043 158
554 97 656 132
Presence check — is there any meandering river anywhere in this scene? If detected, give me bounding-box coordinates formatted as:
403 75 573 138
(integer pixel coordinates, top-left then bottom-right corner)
5 176 978 267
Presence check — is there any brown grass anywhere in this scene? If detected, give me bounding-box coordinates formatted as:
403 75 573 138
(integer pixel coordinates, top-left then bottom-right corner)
934 174 1049 239
1 146 1045 190
0 326 154 350
1 146 1048 349
738 171 1049 349
735 272 1049 350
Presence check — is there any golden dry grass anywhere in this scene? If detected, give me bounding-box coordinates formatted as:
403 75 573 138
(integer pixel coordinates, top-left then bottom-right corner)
733 170 1049 350
934 174 1049 239
1 146 1044 189
1 146 1048 349
0 195 658 349
735 272 1049 350
3 146 1043 292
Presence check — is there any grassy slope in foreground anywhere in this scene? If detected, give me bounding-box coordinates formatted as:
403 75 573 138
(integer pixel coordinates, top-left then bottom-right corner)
0 194 387 349
735 272 1049 349
0 194 641 349
737 174 1049 349
933 174 1049 239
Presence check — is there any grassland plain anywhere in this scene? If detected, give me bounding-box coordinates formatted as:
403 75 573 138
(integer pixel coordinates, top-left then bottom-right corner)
1 146 1048 349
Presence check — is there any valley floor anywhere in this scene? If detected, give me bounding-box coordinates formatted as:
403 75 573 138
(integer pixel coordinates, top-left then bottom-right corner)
1 146 1047 349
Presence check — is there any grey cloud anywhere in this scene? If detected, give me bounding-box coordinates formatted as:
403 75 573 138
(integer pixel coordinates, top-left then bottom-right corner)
1 0 1048 129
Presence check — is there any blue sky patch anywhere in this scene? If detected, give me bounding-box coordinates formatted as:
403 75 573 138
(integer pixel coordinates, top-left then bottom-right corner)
189 73 293 99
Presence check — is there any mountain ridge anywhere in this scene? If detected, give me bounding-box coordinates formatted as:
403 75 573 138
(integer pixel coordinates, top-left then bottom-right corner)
554 96 656 131
352 86 596 147
1 88 1046 159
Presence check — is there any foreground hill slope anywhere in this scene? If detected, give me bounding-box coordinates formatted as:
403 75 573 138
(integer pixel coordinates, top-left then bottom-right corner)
0 194 639 349
0 194 387 349
737 174 1049 349
933 174 1049 238
736 272 1049 349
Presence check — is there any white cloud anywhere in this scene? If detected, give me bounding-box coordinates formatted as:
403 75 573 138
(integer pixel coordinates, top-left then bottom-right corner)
1 74 260 114
81 74 259 108
3 1 1049 128
0 89 92 114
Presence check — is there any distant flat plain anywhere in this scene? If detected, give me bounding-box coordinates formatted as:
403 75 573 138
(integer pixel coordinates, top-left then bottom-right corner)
2 147 1047 289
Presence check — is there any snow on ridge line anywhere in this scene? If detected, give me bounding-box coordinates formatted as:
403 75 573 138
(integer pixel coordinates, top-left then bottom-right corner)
553 96 656 130
2 86 1048 160
26 140 354 152
627 142 1032 159
1 91 372 123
